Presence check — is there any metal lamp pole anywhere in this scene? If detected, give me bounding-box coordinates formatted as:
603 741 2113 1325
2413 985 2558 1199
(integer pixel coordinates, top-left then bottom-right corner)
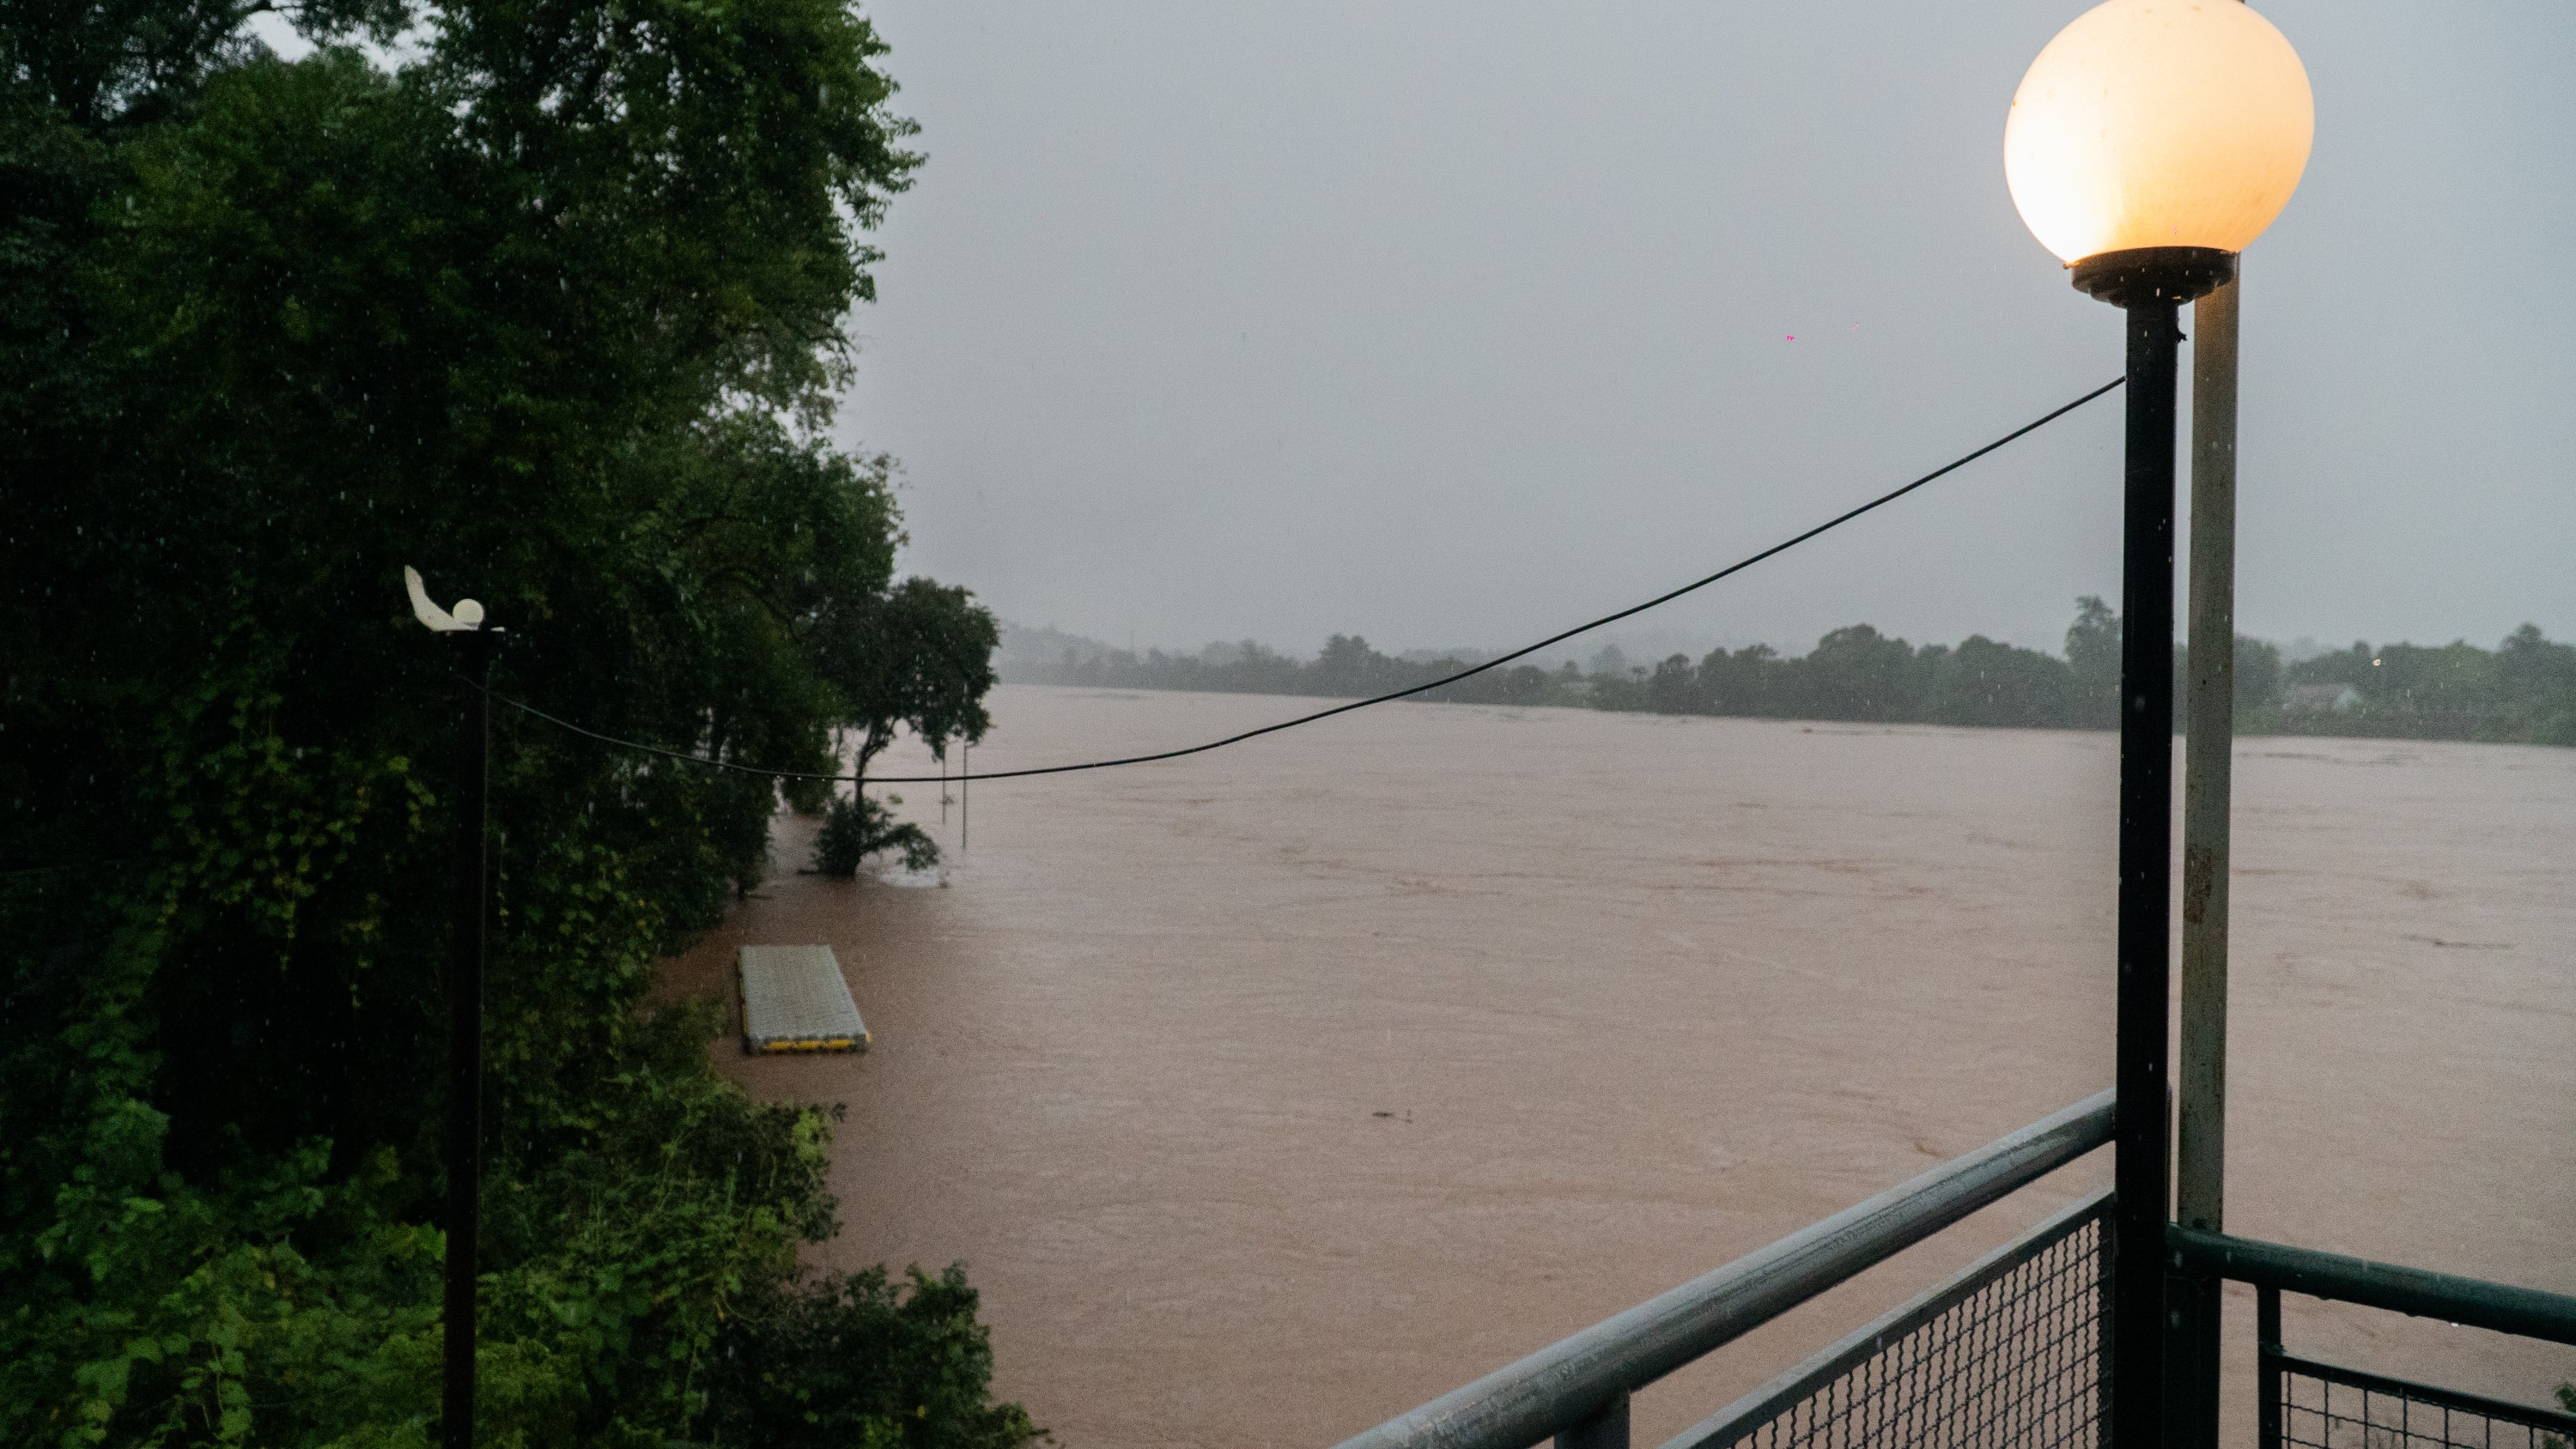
2007 5 2309 1440
2069 246 2236 1447
440 625 499 1449
403 565 500 1448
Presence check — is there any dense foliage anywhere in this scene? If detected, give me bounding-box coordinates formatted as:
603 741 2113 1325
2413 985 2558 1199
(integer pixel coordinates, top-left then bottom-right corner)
2260 626 2576 743
1008 603 2576 745
812 797 935 878
2 0 1018 1443
690 1266 1031 1449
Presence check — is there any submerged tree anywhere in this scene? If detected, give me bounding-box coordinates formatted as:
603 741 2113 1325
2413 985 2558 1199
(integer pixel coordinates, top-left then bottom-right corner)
825 573 1003 786
804 570 999 875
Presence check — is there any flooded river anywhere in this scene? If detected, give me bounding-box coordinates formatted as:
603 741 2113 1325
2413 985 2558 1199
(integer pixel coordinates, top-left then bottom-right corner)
659 684 2575 1446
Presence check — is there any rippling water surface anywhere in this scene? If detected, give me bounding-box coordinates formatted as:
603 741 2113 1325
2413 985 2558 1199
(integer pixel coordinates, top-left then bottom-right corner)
661 684 2576 1447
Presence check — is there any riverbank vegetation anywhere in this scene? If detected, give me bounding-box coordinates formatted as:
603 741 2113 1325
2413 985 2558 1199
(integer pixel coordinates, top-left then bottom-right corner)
1 0 1020 1444
1006 603 2576 747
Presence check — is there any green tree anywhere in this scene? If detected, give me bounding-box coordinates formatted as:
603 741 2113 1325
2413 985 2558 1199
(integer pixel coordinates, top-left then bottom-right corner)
824 573 1003 786
692 1266 1038 1449
2065 595 2123 728
1929 634 2074 728
2232 634 2284 721
2498 624 2576 745
1796 624 1923 722
1647 653 1703 715
1311 634 1403 697
1698 644 1784 718
1 0 1024 1441
808 570 999 873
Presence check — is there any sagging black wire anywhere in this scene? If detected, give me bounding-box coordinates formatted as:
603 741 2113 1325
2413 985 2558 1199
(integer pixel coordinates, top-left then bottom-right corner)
486 376 2125 785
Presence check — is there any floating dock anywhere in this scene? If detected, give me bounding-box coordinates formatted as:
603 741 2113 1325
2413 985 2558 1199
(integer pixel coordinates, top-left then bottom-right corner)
738 945 870 1053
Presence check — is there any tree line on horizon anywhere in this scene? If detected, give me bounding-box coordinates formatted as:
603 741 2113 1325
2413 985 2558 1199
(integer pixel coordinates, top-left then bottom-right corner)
1005 601 2576 748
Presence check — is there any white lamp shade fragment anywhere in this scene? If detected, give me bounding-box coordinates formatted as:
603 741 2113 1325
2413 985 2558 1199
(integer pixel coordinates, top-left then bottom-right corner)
2005 0 2312 264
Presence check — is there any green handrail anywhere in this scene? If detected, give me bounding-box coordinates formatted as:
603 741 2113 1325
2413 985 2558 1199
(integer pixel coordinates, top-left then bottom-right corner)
2168 1224 2576 1347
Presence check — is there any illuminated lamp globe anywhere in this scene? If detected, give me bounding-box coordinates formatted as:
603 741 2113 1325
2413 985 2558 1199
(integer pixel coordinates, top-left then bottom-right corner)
2005 0 2312 305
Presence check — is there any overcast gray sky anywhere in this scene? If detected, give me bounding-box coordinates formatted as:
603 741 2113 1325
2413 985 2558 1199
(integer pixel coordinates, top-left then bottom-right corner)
835 1 2574 661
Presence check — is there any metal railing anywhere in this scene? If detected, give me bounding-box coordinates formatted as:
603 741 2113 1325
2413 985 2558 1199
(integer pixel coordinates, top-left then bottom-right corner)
2166 1228 2576 1348
1330 1091 2116 1449
1670 1191 2108 1449
2266 1340 2576 1449
2166 1224 2576 1449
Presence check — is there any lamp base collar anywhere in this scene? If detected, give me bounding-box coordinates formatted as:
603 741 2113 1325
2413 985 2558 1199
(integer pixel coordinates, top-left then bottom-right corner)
2070 247 2237 307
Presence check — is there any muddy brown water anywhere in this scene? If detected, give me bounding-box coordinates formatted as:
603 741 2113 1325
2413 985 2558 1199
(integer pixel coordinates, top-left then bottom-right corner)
658 684 2575 1447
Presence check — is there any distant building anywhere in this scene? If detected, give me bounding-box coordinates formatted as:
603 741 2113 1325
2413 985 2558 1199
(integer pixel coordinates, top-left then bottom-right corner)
2282 682 2362 713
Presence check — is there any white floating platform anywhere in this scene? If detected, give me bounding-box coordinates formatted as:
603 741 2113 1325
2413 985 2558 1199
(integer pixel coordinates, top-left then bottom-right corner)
738 945 869 1054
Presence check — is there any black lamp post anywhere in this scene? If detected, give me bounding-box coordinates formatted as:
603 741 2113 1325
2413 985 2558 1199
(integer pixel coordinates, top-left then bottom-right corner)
2002 3 2313 1441
406 567 499 1449
2076 246 2234 1448
440 626 495 1449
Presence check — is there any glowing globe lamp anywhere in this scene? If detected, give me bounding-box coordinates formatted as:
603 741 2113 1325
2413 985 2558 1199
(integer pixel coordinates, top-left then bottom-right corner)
2003 9 2314 1444
2005 0 2312 305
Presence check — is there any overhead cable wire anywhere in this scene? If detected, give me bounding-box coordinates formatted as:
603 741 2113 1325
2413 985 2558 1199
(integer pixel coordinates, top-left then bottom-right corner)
488 375 2125 785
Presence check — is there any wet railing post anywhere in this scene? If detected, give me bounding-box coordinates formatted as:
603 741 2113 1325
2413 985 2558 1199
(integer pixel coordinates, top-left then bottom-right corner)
2256 1285 2282 1449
